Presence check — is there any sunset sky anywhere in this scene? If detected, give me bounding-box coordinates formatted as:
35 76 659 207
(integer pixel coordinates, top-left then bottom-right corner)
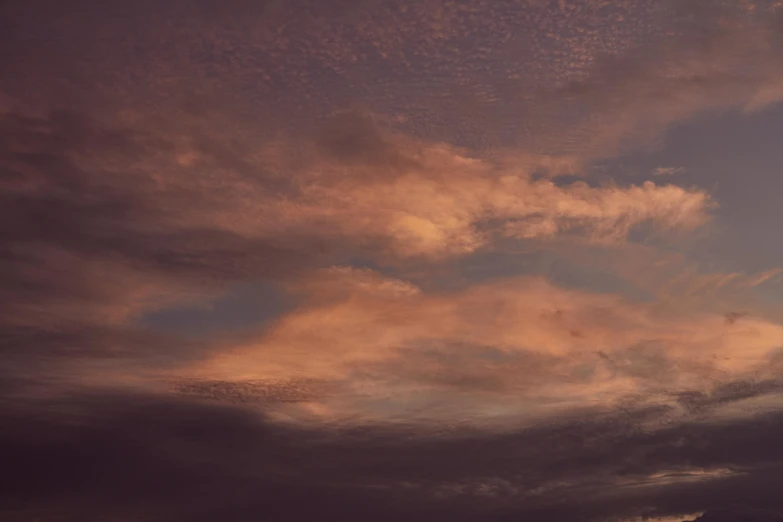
4 1 783 521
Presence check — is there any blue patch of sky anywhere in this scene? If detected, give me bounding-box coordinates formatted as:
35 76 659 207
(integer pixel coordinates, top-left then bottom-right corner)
139 279 295 338
423 243 653 301
598 103 783 276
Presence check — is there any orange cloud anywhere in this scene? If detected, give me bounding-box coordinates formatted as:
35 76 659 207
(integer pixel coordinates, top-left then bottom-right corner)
188 127 712 259
94 109 712 261
187 267 783 425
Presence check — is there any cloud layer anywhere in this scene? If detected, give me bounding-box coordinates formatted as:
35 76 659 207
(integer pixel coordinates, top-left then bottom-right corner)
188 267 783 425
5 388 783 522
4 1 783 521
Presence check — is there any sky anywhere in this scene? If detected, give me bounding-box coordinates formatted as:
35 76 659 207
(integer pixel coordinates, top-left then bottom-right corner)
4 0 783 521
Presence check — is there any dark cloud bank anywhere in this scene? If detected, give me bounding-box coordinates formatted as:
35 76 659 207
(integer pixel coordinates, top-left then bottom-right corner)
2 385 783 521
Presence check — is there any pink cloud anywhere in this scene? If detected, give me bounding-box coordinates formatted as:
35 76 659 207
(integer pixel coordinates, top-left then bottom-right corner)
187 267 783 425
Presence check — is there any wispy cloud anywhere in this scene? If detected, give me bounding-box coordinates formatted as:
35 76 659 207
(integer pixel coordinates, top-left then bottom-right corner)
654 167 687 176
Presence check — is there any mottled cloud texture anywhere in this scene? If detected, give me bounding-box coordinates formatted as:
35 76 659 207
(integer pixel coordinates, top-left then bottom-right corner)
4 0 783 521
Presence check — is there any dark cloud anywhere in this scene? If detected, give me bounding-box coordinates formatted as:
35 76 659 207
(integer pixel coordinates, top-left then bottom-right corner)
4 387 783 521
675 379 783 415
314 109 421 170
0 109 309 274
0 390 446 522
685 506 783 522
169 377 334 404
0 107 328 386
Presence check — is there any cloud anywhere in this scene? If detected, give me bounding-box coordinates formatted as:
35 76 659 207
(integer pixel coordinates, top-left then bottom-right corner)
535 0 783 161
0 109 315 295
169 377 333 404
0 108 329 385
9 0 783 162
685 506 783 522
654 167 686 176
186 267 783 425
0 106 711 339
4 387 783 522
260 111 712 258
0 103 715 431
